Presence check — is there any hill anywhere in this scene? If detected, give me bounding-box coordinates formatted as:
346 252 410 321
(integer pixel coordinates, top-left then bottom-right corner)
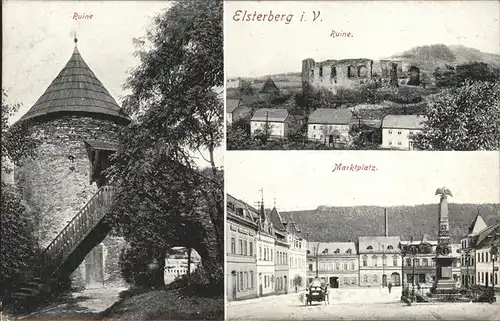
281 203 500 243
391 44 500 71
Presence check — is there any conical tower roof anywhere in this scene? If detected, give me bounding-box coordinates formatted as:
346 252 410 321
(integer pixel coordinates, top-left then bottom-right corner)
18 38 130 124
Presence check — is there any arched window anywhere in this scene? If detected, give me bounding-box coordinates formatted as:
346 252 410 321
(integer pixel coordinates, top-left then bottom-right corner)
307 250 310 254
366 246 373 251
346 249 352 254
363 275 368 283
334 248 340 253
323 248 329 254
330 66 337 78
373 274 378 282
387 245 394 250
357 65 368 78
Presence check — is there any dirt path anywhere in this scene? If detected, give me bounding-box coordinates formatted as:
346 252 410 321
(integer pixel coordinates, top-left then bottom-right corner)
15 286 127 321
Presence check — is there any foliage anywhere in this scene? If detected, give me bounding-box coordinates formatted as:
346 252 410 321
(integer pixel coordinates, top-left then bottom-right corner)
238 80 255 96
293 275 303 288
398 44 456 61
434 62 500 88
108 0 223 289
412 80 500 150
282 203 500 243
0 89 40 299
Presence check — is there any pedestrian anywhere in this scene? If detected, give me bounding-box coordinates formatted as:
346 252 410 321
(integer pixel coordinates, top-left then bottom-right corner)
388 282 392 293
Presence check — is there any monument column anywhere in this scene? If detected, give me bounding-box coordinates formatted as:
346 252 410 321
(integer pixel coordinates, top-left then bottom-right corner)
433 187 457 292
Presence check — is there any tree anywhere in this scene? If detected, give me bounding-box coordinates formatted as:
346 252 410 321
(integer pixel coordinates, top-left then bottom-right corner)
293 275 303 292
412 80 500 150
253 112 274 143
1 89 39 298
106 0 224 289
238 80 255 96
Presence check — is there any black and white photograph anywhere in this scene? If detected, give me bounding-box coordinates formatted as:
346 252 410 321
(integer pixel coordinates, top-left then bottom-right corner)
225 151 500 320
225 1 500 151
1 1 223 320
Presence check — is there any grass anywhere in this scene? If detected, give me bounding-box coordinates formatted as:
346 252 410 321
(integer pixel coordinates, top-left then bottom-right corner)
100 288 223 321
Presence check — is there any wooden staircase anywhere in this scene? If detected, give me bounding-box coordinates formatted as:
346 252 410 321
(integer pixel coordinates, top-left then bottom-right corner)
9 185 115 302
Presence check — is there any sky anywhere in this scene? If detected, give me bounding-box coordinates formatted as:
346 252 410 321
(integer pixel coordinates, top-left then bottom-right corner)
225 0 500 78
226 151 500 211
2 0 222 168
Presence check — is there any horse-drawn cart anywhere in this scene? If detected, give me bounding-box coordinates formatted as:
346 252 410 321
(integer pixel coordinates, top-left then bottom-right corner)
305 280 329 305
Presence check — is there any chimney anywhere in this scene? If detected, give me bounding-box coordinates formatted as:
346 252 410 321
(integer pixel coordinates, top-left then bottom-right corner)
384 208 388 237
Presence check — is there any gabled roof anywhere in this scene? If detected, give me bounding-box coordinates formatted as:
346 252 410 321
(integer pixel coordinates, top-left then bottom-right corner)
308 242 357 255
269 207 286 232
18 42 130 124
251 108 289 122
468 213 488 235
382 115 427 129
226 99 241 114
358 236 401 254
474 222 500 248
308 108 352 125
259 78 280 94
226 194 259 226
240 94 268 107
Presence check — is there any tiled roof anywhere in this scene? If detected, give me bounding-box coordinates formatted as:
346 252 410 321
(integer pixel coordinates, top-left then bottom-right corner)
260 78 280 94
227 194 260 224
358 236 401 253
19 44 129 123
382 115 427 129
308 242 357 255
308 108 352 125
269 207 286 232
474 222 500 248
251 108 289 122
226 99 241 114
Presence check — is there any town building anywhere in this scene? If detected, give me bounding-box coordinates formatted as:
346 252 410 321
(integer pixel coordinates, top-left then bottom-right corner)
227 78 240 89
268 207 290 294
226 98 251 125
164 247 200 284
306 242 358 288
460 214 487 287
226 194 259 301
256 202 276 297
359 236 402 287
470 222 500 288
400 236 437 286
250 108 291 139
381 115 427 150
283 217 307 292
13 38 130 288
307 108 353 144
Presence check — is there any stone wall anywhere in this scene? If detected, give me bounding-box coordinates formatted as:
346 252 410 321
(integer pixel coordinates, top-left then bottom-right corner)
15 114 124 288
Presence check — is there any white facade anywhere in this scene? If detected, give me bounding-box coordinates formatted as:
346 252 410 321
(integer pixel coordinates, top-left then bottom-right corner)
307 124 350 142
475 247 499 288
164 258 199 284
226 112 233 125
287 235 307 291
382 128 422 150
251 120 288 138
359 252 402 287
256 233 276 296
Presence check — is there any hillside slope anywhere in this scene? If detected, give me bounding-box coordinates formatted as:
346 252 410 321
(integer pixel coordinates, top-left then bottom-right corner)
281 203 500 243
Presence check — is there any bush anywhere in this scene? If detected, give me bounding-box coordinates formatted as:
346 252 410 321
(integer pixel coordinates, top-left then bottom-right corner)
119 244 154 288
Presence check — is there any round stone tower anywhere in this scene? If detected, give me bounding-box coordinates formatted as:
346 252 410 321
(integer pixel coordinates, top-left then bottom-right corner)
15 38 130 287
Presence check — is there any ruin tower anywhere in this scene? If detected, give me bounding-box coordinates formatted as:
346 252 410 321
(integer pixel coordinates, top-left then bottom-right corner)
14 38 130 287
301 58 315 89
433 187 457 291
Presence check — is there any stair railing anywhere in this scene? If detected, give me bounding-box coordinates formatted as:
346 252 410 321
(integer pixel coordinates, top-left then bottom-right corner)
36 185 115 281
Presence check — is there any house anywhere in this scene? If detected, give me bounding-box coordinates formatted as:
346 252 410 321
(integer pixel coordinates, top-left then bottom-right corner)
307 108 353 144
256 203 276 297
226 98 251 125
460 213 488 287
306 242 358 288
358 236 402 287
469 222 500 288
381 115 427 150
268 207 290 294
259 78 280 96
250 108 291 138
282 216 307 292
399 236 438 286
164 247 200 284
226 194 260 301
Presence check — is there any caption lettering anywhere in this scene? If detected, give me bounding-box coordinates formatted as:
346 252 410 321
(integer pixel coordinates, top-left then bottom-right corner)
332 163 378 172
232 10 322 24
73 12 94 20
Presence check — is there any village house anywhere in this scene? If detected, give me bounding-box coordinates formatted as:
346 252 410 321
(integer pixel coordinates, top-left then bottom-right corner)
164 247 200 284
282 216 307 292
226 194 260 301
226 98 251 125
306 242 359 288
381 115 427 150
400 236 438 285
460 214 488 287
470 222 500 288
256 205 276 297
268 207 290 294
359 236 402 287
307 108 353 144
250 108 291 139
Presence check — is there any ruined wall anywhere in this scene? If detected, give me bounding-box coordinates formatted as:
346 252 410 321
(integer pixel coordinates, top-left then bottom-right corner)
15 114 125 289
302 58 374 93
